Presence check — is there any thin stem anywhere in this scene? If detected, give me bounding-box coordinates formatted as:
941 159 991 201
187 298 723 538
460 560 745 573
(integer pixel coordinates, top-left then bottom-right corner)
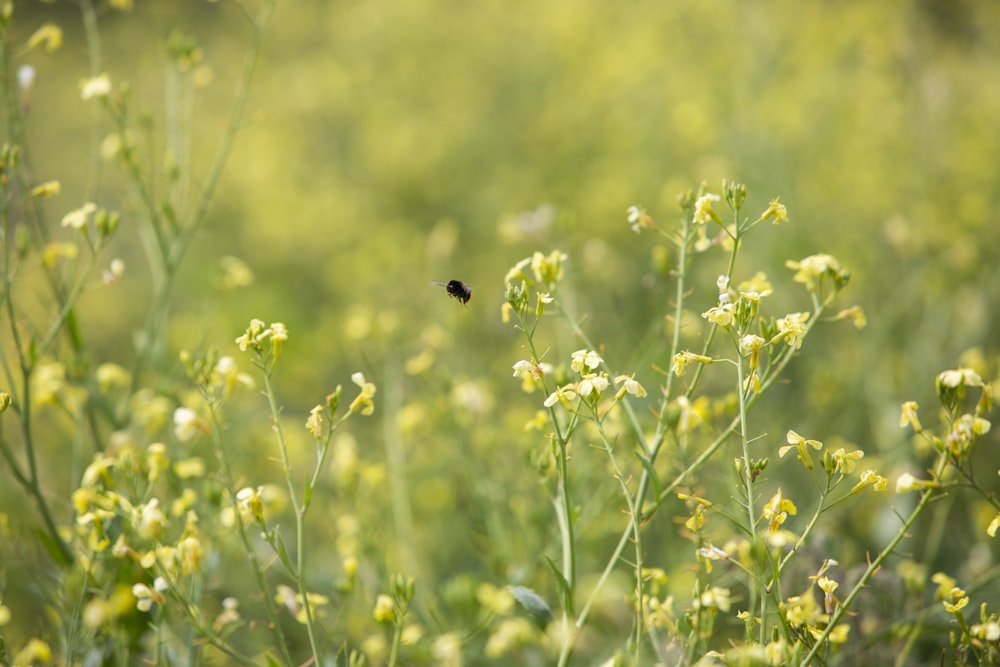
516 304 578 666
798 452 950 666
209 395 294 667
595 427 644 661
735 353 762 641
261 368 322 664
575 277 832 634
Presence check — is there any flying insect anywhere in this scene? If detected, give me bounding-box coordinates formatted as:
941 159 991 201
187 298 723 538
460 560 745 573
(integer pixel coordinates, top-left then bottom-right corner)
432 280 473 305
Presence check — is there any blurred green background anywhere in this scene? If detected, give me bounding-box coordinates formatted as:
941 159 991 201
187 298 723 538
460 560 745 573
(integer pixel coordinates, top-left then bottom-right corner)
5 0 1000 662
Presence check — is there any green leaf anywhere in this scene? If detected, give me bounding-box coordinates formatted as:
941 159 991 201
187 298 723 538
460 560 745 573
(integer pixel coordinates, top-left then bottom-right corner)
543 555 572 612
36 528 72 568
509 585 553 630
335 643 349 667
272 530 296 575
263 652 282 667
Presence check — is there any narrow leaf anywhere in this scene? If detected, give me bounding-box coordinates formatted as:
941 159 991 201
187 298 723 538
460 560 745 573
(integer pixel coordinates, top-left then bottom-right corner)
543 555 573 612
509 585 553 630
638 452 662 501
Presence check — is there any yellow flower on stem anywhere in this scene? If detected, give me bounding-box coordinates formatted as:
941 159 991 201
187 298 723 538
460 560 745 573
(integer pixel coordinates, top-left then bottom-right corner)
779 430 823 470
349 372 377 415
762 488 797 533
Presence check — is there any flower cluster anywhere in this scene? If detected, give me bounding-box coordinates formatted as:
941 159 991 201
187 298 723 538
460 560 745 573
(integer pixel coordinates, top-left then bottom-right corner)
513 349 647 413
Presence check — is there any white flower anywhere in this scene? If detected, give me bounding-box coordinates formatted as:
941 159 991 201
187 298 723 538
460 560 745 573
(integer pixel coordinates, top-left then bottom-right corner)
81 74 112 100
895 472 919 493
61 202 97 229
18 65 36 91
173 407 201 441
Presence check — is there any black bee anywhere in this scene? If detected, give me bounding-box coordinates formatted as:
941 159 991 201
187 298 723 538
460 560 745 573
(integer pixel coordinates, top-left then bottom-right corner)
432 280 473 305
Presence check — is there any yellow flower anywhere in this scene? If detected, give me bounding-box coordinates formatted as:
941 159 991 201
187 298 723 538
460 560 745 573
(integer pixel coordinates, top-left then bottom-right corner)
134 499 167 539
543 383 578 409
269 322 289 356
816 575 839 613
627 205 655 233
937 367 983 389
614 374 647 400
236 487 264 525
173 407 204 442
899 401 922 432
931 572 956 600
96 363 130 393
737 272 773 295
693 586 731 612
785 254 842 292
771 312 810 349
218 255 254 290
971 621 1000 642
762 489 797 533
779 430 823 470
693 193 722 225
988 512 1000 538
530 249 568 284
671 351 712 377
132 578 167 612
28 23 63 52
41 242 79 266
685 504 706 532
895 472 937 494
942 588 969 614
835 305 867 329
850 469 888 495
81 455 116 488
578 373 609 399
14 638 53 665
373 594 396 622
570 349 603 373
173 457 205 479
145 443 169 483
177 535 204 575
306 404 324 438
349 372 377 415
830 447 864 474
31 180 61 198
702 303 736 328
762 197 788 224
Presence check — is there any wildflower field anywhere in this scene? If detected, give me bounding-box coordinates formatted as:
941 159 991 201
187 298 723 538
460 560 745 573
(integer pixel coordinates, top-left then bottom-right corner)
1 1 999 665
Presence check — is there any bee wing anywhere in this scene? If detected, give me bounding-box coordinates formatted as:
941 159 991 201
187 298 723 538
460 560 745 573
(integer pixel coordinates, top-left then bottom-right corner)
430 280 448 287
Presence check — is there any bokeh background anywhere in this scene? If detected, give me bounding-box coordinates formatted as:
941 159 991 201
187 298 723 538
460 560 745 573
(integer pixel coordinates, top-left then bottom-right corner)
4 0 1000 663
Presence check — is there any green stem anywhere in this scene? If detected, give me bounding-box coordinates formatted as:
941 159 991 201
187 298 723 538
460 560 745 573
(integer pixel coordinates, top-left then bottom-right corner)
261 368 322 664
209 395 294 667
798 453 950 666
596 425 645 661
734 351 763 641
574 279 831 636
517 307 578 666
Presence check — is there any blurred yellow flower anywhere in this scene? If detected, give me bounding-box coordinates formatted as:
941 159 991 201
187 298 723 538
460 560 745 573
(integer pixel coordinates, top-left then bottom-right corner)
31 180 60 198
761 197 788 224
349 372 377 415
373 593 395 622
693 192 721 225
28 23 62 52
